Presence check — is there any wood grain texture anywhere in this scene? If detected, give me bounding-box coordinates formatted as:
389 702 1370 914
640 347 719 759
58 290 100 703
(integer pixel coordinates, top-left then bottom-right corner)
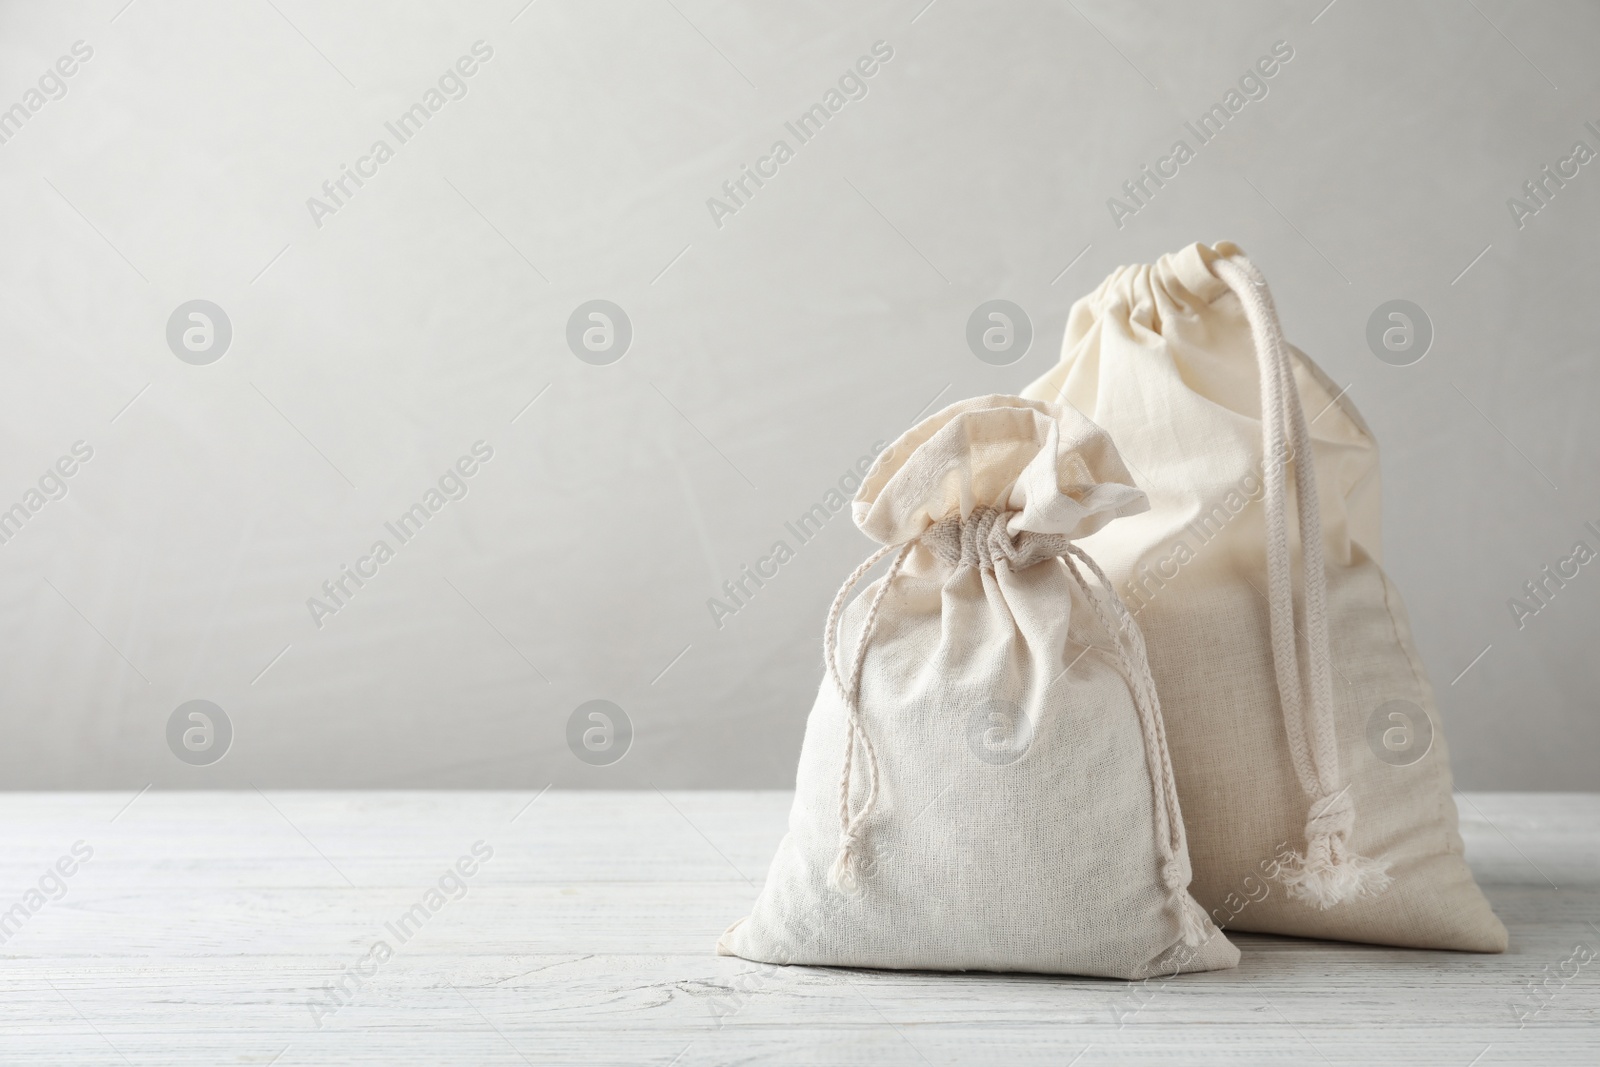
0 791 1595 1065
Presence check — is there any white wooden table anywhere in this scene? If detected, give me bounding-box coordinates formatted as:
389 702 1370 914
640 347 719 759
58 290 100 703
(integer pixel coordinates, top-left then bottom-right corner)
1 791 1595 1065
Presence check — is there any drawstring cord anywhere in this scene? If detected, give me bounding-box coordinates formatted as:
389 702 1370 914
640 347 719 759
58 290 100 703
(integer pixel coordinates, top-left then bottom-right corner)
1212 254 1391 908
822 541 914 896
1062 545 1210 947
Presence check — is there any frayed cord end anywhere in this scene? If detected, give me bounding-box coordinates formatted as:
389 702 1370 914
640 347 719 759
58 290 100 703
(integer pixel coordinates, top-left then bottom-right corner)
1175 893 1211 948
1277 790 1394 908
1278 836 1392 909
1161 856 1211 948
828 829 868 897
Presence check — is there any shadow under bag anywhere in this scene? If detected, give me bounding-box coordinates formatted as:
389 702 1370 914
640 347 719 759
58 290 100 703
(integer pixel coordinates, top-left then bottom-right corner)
1023 242 1505 952
719 396 1239 978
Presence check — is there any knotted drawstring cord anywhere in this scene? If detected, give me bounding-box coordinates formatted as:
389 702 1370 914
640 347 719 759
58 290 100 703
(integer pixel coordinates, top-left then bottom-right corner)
825 511 1074 895
1212 254 1391 908
822 541 914 896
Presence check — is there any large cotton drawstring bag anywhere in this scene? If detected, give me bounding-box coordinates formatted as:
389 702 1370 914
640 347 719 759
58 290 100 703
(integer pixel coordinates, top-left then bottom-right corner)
1022 243 1505 952
717 396 1239 978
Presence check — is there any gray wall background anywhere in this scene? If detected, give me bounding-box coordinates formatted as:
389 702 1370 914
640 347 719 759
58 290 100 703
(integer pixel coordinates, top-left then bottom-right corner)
0 0 1595 790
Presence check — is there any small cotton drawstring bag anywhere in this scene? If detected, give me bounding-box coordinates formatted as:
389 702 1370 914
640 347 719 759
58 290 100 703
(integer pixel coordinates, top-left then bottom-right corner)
717 395 1239 978
1022 243 1506 952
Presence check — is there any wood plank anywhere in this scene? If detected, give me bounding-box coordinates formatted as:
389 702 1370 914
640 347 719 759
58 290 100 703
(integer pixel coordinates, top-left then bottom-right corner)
0 791 1595 1065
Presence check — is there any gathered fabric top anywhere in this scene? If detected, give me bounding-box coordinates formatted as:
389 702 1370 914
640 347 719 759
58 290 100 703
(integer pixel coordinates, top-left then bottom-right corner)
921 507 1076 572
852 395 1148 549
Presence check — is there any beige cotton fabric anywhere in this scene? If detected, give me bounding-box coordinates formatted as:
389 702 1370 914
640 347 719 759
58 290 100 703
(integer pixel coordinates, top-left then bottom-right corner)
718 395 1240 979
1022 242 1506 952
